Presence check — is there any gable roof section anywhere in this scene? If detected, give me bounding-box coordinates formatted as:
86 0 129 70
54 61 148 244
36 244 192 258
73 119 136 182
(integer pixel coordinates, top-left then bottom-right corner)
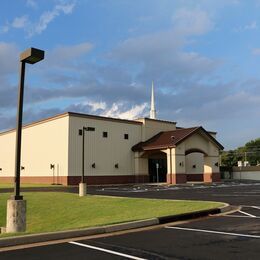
132 126 224 152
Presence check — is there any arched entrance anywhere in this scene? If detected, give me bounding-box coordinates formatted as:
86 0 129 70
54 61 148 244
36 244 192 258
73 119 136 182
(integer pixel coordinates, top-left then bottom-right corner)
148 152 167 182
185 149 207 182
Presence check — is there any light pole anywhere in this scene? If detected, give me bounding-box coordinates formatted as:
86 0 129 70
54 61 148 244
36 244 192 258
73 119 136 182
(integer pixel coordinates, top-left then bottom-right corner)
78 126 95 196
6 48 44 233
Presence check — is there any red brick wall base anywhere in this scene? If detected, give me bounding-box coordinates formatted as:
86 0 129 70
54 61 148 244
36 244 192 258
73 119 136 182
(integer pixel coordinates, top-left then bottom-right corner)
0 176 68 185
187 174 204 182
0 173 220 186
167 172 221 184
203 172 221 182
0 175 149 186
167 174 187 184
212 172 221 182
67 175 149 185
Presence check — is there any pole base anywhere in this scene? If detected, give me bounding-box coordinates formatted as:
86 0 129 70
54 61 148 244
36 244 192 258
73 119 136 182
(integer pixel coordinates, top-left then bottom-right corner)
10 195 23 200
6 199 26 233
79 182 87 197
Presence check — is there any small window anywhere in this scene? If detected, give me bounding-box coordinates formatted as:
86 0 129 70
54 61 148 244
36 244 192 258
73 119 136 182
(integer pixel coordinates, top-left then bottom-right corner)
124 134 129 140
103 131 108 138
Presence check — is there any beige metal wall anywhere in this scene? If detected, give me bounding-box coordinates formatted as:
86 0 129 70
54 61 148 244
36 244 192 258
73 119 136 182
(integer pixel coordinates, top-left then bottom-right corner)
136 118 176 141
0 116 69 180
0 131 15 178
68 116 142 176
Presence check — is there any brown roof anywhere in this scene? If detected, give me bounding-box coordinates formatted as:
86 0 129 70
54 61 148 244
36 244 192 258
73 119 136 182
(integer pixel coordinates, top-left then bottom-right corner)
132 126 224 151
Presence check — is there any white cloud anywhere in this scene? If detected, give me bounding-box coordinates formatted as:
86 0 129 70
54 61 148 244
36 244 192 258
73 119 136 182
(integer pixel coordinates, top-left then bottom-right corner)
101 102 148 120
252 48 260 55
55 3 75 14
28 2 75 36
26 0 37 8
172 8 214 36
12 15 28 29
234 21 258 32
245 21 257 30
1 2 75 36
85 101 107 112
0 15 28 33
0 24 9 33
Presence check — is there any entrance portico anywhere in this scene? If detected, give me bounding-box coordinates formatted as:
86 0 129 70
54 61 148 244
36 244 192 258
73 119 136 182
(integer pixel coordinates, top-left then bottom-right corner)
132 127 224 184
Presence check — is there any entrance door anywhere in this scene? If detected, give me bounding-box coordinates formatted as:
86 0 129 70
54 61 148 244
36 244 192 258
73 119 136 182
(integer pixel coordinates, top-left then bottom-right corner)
148 158 167 182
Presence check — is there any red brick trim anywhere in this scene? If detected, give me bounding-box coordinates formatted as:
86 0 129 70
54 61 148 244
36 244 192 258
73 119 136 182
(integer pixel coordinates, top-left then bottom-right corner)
0 175 149 186
187 174 204 182
67 175 149 185
0 176 68 185
203 172 221 182
212 172 221 182
167 174 172 184
167 173 187 184
203 173 212 183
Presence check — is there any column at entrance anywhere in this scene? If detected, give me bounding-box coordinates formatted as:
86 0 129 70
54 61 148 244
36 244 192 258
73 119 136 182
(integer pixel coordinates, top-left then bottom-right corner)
204 156 220 182
166 148 186 184
134 152 149 183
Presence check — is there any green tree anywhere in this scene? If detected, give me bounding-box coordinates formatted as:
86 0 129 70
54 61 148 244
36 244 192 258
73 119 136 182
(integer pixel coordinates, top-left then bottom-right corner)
221 138 260 166
244 138 260 165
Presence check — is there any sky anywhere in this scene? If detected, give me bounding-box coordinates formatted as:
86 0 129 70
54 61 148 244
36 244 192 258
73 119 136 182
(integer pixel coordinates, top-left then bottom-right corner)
0 0 260 150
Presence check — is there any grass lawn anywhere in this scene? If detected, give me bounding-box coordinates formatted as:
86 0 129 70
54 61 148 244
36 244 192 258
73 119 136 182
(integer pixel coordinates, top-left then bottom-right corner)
0 192 223 237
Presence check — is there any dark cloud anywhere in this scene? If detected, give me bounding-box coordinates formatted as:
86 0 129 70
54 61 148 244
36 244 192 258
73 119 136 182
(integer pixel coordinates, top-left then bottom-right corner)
0 42 19 77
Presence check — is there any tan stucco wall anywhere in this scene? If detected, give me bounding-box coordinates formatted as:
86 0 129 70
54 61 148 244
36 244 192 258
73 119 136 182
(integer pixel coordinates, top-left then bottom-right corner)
165 148 185 174
68 116 142 176
183 133 220 173
186 153 204 174
0 116 69 179
183 133 219 156
164 133 220 177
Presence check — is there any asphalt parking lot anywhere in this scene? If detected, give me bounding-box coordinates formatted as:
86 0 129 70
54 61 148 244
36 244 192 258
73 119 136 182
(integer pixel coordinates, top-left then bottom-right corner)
1 181 259 259
88 180 260 205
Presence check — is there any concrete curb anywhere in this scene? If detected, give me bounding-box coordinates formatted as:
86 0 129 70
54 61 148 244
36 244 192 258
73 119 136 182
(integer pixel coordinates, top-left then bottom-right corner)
0 204 231 248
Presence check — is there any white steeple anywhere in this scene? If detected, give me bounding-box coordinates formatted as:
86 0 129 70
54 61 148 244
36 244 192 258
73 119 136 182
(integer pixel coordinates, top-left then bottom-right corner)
150 81 156 119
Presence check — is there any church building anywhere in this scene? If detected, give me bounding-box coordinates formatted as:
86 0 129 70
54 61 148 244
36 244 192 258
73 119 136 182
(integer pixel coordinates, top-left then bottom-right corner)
0 84 223 185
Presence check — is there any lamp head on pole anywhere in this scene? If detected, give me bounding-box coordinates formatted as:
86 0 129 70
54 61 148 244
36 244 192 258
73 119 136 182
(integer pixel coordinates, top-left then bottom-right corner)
20 47 45 64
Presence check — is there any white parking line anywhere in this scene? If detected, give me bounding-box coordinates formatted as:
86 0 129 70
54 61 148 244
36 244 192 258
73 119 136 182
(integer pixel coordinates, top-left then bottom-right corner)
69 241 147 260
223 215 260 219
238 210 256 218
165 226 260 239
240 205 260 208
